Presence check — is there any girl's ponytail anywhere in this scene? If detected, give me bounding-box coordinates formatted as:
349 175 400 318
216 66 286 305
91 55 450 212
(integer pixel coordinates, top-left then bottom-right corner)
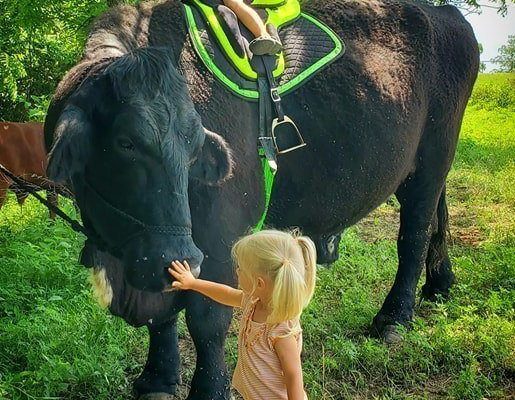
269 259 306 324
268 235 317 324
297 236 317 306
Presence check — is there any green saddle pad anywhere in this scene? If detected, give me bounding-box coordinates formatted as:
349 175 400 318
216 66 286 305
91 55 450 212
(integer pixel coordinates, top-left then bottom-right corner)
183 0 344 100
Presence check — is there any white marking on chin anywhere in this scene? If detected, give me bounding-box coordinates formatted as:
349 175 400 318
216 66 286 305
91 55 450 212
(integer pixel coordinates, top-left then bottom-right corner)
89 267 113 308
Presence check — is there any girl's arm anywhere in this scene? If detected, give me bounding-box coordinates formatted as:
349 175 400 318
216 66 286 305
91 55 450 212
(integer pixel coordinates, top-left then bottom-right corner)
275 336 306 400
168 260 243 308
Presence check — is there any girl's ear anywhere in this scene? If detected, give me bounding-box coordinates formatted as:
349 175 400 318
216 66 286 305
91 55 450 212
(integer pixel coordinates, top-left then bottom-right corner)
256 276 266 289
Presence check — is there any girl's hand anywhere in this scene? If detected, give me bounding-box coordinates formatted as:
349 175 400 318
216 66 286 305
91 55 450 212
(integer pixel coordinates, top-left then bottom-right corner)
168 260 196 290
168 262 243 307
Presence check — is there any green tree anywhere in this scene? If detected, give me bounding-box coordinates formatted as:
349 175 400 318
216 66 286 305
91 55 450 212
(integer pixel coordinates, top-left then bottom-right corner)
0 0 103 121
478 43 486 72
492 35 515 72
435 0 514 16
0 0 139 122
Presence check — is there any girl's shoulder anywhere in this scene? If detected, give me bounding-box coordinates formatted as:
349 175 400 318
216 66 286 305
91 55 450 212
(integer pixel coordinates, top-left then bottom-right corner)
267 318 302 349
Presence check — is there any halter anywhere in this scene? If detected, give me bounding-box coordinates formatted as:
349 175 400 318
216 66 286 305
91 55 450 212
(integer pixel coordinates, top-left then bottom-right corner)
81 178 192 254
0 162 191 259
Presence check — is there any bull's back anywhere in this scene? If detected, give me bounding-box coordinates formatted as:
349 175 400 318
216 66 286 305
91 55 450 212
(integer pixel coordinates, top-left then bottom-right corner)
270 0 478 231
0 122 47 177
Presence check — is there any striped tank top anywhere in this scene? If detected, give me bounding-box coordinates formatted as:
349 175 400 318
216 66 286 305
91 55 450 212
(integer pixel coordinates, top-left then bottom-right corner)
232 294 308 400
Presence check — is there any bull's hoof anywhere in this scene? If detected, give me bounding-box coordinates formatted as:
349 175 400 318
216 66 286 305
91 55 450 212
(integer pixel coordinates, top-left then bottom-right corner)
422 260 455 302
421 283 450 302
381 325 403 344
138 393 175 400
133 371 179 399
371 313 408 344
421 273 454 302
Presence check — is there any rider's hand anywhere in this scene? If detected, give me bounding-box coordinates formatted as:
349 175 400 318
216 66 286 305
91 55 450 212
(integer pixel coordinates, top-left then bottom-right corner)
168 260 196 290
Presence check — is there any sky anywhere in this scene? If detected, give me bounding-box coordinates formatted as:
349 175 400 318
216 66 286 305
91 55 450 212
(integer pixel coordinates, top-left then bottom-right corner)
464 1 515 71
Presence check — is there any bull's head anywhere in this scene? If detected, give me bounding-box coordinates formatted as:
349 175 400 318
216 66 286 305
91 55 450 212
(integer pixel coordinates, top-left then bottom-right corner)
47 48 233 292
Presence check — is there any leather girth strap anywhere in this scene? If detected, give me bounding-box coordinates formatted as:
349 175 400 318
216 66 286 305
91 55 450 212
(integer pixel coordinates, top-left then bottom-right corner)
257 55 279 164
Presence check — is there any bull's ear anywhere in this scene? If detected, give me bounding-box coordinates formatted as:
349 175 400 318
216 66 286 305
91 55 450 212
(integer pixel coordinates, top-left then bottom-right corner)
190 128 233 185
47 106 92 183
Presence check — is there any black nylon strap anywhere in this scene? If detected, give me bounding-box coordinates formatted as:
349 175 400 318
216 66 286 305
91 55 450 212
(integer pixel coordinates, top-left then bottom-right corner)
257 76 276 161
261 55 285 122
258 76 268 139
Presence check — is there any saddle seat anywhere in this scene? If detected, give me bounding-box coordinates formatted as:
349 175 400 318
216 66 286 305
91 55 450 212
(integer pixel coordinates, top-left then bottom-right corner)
183 0 344 99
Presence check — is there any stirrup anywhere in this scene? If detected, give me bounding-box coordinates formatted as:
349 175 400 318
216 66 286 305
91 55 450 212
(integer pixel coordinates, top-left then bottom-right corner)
271 115 306 154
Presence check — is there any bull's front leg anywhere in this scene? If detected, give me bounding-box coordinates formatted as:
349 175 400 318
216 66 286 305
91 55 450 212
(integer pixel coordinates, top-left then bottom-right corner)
185 258 233 400
134 317 181 399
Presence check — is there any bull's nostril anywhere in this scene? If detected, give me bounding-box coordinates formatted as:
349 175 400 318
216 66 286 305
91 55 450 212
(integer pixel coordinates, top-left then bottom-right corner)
190 265 201 279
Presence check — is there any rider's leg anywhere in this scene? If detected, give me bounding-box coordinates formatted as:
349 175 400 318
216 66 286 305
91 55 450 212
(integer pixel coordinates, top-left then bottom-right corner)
222 0 282 55
223 0 267 37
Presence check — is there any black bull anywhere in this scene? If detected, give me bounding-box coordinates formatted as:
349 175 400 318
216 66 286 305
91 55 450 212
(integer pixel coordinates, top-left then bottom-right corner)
43 0 479 398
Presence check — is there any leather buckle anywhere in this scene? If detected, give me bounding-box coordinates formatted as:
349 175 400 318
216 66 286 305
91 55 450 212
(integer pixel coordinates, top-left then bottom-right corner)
270 88 281 103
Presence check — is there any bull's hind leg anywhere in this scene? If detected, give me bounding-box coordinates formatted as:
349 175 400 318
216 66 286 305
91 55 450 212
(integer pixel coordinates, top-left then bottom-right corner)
372 172 445 343
134 317 181 399
422 186 455 301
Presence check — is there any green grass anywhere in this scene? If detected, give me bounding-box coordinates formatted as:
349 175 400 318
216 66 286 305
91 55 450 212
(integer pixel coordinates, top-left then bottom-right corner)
467 73 515 111
1 73 514 399
0 203 149 399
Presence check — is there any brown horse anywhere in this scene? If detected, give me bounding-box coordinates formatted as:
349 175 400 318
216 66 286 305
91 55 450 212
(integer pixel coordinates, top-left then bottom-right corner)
0 122 63 217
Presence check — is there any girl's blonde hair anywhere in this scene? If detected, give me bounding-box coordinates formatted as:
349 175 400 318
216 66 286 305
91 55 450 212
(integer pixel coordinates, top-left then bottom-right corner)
232 229 317 324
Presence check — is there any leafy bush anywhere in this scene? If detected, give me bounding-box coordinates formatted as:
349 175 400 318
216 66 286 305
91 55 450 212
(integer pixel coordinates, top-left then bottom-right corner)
0 0 138 123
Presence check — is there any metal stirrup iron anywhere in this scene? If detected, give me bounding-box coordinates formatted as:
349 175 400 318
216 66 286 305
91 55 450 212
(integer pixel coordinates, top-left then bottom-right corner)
261 56 306 154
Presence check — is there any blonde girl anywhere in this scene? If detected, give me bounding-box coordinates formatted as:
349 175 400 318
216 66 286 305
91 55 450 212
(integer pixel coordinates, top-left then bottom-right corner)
168 229 316 400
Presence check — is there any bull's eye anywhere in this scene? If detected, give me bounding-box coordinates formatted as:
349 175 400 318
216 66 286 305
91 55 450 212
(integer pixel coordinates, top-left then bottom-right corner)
117 137 135 151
